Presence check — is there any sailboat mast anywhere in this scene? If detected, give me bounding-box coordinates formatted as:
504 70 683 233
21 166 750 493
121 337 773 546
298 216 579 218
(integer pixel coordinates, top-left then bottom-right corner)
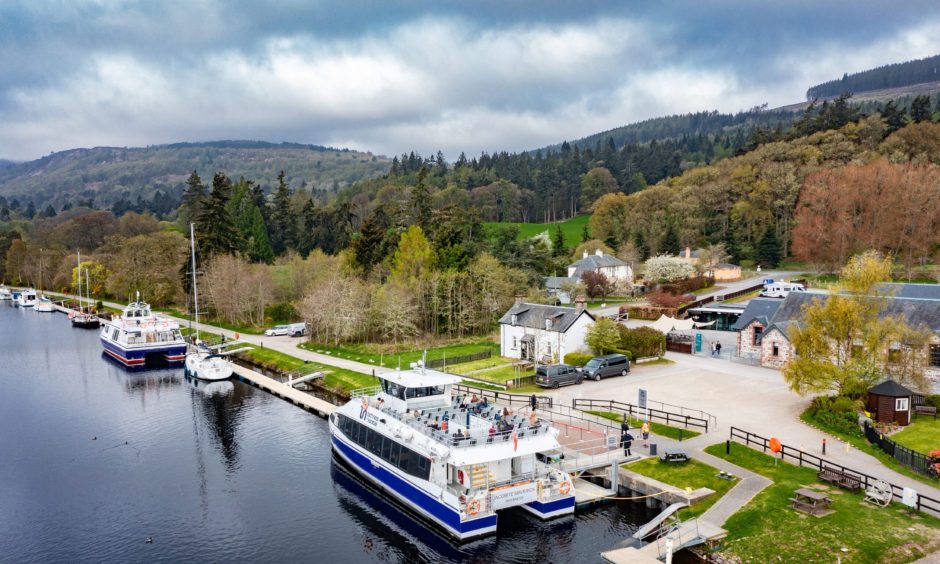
190 223 200 344
77 251 83 313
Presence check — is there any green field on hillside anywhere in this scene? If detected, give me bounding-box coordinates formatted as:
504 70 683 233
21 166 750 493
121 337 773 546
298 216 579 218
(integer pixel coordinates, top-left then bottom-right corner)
483 215 590 248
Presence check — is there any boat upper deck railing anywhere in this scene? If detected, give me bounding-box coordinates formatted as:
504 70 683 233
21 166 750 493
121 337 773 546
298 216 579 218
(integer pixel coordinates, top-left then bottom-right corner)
370 398 553 449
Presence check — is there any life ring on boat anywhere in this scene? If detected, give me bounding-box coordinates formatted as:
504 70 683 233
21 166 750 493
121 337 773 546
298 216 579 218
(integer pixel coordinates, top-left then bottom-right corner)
467 499 481 516
559 481 571 495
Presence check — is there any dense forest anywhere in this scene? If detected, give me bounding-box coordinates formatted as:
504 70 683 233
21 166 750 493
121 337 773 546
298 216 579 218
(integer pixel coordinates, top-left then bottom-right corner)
0 141 390 214
807 53 940 99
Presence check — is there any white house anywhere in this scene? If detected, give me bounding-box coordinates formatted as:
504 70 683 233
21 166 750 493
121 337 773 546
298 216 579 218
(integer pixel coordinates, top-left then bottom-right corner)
498 297 595 363
567 250 633 283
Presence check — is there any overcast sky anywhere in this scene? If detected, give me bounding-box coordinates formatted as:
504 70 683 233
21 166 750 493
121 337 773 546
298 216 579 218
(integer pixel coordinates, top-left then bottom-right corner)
1 1 939 161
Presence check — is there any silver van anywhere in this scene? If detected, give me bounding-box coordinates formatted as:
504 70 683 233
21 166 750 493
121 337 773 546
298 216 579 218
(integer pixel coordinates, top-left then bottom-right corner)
535 364 583 388
581 354 630 381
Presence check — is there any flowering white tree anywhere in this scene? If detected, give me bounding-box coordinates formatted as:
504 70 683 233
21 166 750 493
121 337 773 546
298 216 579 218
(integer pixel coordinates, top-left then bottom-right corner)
644 254 694 282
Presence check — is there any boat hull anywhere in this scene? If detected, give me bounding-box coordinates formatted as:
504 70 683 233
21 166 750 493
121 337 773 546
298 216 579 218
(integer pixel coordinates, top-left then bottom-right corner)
330 430 498 541
100 337 186 367
185 353 233 381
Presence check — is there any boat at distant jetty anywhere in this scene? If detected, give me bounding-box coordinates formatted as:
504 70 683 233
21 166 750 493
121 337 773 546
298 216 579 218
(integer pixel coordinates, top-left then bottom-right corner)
99 293 185 367
70 253 99 328
183 223 232 381
15 289 36 308
0 285 11 301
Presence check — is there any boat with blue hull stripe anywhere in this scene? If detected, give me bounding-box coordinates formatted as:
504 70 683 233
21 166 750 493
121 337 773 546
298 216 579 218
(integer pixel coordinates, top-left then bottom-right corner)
331 433 497 540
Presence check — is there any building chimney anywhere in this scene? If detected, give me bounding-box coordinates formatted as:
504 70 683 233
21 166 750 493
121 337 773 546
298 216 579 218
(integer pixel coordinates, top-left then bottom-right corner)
582 250 588 259
514 295 525 307
575 295 587 313
595 249 603 257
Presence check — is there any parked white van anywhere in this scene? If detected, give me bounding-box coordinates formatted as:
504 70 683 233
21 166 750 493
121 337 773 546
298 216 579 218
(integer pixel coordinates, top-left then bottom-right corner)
265 322 307 337
759 282 806 298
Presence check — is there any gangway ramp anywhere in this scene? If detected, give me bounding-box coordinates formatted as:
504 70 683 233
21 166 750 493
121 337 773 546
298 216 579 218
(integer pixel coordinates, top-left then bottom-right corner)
573 477 615 505
632 502 687 540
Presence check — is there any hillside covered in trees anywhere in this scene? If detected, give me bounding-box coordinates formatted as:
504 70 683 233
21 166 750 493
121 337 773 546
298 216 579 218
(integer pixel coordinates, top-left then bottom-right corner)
807 53 940 99
0 141 390 215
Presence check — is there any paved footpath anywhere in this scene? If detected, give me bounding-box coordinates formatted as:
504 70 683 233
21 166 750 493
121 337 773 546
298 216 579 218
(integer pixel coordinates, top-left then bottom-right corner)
549 351 940 501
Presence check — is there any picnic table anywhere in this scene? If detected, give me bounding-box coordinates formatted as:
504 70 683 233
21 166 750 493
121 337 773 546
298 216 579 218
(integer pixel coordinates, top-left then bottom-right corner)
660 448 690 464
789 488 833 516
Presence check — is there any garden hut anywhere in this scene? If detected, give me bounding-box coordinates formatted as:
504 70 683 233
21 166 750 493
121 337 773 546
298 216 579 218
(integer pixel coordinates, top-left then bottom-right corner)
866 379 914 427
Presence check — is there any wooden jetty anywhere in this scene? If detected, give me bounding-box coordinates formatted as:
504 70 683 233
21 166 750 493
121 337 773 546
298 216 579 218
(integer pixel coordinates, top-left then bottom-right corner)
231 364 335 418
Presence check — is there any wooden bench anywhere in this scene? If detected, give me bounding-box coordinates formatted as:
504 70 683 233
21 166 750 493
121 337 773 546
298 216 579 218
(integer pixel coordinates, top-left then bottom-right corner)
818 467 863 491
915 405 937 419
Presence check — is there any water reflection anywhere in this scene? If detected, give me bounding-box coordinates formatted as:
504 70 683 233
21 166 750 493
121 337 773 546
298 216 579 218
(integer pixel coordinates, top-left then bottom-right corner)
187 375 246 473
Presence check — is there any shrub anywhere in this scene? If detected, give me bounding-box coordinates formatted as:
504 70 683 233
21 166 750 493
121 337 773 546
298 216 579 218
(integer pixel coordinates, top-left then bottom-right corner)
805 395 863 438
618 326 665 359
926 395 940 410
564 352 594 367
627 305 678 320
265 302 298 323
647 290 691 308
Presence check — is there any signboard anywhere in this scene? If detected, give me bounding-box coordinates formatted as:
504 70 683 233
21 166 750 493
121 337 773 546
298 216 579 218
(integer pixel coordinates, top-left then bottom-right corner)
638 389 648 410
694 333 702 353
490 482 539 510
902 487 918 509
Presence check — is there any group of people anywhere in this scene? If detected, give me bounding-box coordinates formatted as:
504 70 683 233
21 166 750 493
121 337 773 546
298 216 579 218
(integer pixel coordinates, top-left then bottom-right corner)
620 420 651 456
711 341 723 357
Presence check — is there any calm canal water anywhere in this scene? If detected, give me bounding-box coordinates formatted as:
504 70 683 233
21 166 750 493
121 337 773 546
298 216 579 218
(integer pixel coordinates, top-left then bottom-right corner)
0 305 653 563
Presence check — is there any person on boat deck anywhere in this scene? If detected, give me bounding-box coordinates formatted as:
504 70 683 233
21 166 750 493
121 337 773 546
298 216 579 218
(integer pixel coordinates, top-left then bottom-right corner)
441 419 448 433
528 411 540 428
430 416 440 430
488 425 496 438
471 393 480 404
462 395 472 408
480 397 489 408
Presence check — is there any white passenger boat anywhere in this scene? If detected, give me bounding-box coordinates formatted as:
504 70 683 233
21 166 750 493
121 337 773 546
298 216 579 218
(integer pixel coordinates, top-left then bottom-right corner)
329 367 576 541
15 288 37 307
100 293 186 367
183 223 232 382
34 296 55 312
0 285 11 300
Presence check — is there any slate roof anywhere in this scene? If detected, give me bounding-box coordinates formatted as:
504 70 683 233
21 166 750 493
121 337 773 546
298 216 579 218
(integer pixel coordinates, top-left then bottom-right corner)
759 290 940 342
568 254 628 278
869 379 914 397
545 276 577 290
877 283 940 301
498 303 594 333
731 298 783 331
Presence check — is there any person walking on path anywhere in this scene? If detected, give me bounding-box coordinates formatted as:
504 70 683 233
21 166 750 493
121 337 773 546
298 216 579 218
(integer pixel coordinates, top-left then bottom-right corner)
715 342 722 357
711 342 717 357
530 393 537 411
641 421 650 447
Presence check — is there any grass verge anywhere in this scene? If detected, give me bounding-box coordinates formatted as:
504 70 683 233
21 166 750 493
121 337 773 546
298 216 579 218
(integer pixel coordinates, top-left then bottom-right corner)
586 410 701 440
704 442 940 563
235 345 376 396
483 214 590 248
801 408 939 488
299 340 499 368
624 457 735 519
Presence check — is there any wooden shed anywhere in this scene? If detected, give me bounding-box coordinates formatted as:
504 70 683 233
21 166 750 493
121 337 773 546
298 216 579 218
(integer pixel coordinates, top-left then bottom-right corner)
866 380 914 427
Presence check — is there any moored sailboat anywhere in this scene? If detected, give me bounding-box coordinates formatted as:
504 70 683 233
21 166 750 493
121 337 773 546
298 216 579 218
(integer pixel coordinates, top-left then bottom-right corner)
70 253 100 328
184 223 232 382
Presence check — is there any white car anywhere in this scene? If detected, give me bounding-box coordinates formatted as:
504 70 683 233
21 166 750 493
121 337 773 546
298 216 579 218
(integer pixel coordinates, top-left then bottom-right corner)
265 323 306 337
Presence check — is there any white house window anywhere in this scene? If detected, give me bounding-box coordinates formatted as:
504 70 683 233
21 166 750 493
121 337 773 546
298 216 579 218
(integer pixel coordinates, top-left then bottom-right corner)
896 398 909 411
546 343 552 355
512 337 518 349
545 318 552 330
511 314 517 326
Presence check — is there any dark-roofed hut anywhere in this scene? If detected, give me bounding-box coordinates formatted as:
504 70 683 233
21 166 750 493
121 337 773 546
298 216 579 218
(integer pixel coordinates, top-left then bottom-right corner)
866 379 914 426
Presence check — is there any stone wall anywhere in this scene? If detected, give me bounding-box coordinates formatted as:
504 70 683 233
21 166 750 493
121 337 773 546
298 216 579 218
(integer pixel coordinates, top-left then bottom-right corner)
759 328 794 369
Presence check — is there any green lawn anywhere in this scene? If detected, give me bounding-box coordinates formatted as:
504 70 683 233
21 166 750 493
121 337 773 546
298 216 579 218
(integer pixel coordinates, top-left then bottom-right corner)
586 410 700 440
447 356 515 374
704 442 940 563
624 457 735 519
893 418 940 454
298 340 499 368
468 364 535 385
235 345 375 396
483 214 590 248
801 408 939 488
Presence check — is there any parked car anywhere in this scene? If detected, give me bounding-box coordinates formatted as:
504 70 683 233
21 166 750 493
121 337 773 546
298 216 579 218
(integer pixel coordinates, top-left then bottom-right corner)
265 322 307 337
535 363 583 388
581 353 630 381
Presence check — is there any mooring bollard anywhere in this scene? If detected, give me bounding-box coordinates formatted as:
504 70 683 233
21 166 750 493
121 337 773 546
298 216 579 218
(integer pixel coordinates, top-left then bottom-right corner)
678 429 683 442
822 438 827 455
726 439 730 454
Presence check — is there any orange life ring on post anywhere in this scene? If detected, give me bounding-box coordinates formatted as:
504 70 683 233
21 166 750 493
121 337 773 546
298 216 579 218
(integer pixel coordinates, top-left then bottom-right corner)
467 499 481 516
560 481 571 495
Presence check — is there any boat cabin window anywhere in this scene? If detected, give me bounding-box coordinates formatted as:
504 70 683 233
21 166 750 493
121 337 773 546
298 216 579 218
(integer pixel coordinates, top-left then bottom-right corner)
336 414 430 480
381 379 446 400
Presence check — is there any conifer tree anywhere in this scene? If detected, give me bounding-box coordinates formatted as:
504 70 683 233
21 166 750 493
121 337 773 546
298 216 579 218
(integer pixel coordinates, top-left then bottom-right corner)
661 223 681 255
411 167 431 231
633 231 650 261
269 170 296 255
196 172 241 258
552 224 566 257
581 222 590 243
179 171 207 228
756 227 782 268
352 207 390 273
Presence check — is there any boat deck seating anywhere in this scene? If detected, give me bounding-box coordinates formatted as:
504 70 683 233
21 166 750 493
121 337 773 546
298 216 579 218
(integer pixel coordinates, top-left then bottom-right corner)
371 397 551 448
817 467 862 491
